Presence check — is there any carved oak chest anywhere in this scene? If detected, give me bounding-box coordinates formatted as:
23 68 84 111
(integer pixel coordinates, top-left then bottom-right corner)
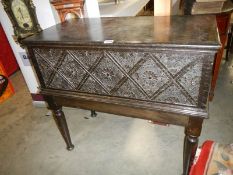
23 15 220 175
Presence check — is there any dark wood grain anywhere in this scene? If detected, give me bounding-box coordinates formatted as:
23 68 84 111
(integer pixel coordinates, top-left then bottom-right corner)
23 16 220 49
183 118 203 174
31 47 215 118
53 95 189 126
44 95 74 150
22 16 220 175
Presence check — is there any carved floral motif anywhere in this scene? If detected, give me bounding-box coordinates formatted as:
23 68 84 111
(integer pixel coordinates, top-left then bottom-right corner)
33 47 208 107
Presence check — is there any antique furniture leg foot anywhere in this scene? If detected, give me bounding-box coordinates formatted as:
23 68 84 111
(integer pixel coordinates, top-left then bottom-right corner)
45 96 74 151
183 118 203 175
183 135 198 175
91 110 97 117
53 108 75 151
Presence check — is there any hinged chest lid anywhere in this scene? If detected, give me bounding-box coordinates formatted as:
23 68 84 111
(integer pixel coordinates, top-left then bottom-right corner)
23 15 221 50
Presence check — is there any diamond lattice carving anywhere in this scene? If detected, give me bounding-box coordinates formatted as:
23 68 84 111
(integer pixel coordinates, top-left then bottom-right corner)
91 54 125 91
33 48 205 107
131 58 170 97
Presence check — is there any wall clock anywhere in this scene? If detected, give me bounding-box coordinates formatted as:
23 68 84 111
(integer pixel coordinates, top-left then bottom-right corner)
1 0 42 45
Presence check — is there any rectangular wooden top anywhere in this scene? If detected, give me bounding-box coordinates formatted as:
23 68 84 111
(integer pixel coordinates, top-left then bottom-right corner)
23 15 220 50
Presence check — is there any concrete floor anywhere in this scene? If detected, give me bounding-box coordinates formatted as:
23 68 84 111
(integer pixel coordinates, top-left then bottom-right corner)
0 58 232 175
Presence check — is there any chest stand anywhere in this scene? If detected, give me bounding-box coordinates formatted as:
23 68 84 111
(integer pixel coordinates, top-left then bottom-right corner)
44 94 203 175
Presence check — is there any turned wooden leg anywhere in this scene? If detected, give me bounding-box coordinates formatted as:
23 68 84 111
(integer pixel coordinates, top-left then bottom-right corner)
44 96 74 151
183 135 198 175
91 110 97 117
183 118 203 175
226 27 232 62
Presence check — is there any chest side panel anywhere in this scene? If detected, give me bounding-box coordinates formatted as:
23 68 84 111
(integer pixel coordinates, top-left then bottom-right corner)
32 47 213 108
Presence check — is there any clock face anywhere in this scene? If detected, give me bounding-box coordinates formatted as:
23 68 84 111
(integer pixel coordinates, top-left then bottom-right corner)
11 0 33 31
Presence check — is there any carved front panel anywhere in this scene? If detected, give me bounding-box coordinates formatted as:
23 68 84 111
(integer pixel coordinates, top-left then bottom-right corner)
33 47 210 107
